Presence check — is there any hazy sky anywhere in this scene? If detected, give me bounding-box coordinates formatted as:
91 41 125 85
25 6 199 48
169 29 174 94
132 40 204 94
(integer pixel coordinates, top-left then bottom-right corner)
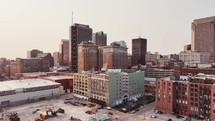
0 0 215 59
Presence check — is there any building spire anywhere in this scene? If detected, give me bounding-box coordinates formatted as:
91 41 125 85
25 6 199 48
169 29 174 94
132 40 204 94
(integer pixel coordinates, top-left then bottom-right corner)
72 11 73 25
139 31 141 38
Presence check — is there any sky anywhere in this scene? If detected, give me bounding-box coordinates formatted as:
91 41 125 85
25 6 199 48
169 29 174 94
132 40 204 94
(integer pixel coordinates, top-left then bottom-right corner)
0 0 215 60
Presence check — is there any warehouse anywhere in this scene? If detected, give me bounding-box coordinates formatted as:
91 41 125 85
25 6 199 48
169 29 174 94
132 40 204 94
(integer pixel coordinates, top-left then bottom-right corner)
0 79 64 108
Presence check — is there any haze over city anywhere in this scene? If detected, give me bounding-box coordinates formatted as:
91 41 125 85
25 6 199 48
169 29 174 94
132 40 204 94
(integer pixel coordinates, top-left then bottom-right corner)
0 0 215 59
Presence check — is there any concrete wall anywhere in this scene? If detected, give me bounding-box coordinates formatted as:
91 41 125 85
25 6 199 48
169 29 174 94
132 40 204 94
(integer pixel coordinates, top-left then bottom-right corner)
0 86 64 108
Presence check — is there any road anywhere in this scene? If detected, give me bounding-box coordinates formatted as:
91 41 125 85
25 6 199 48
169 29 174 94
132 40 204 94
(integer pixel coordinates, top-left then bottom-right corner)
117 102 189 121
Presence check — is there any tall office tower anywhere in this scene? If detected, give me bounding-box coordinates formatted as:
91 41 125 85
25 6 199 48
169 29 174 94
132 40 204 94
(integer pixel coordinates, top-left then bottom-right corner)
92 31 107 46
69 23 93 72
192 16 215 60
53 52 61 67
132 38 147 66
27 49 43 58
102 42 128 69
60 39 69 66
78 41 98 72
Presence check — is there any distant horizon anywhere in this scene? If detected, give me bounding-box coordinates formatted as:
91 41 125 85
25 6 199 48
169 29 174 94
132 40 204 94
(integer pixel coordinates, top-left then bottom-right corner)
0 0 215 59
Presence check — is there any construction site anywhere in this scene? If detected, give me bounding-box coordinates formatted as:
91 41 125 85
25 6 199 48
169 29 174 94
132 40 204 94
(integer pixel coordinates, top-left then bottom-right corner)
0 95 125 121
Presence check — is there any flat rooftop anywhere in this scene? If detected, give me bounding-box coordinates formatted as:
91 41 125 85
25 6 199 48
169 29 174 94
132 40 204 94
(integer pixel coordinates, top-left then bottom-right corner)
0 79 60 92
43 76 73 80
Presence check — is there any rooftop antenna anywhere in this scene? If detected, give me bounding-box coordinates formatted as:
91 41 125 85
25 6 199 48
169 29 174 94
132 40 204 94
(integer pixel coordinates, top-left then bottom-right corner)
139 31 141 38
72 11 73 25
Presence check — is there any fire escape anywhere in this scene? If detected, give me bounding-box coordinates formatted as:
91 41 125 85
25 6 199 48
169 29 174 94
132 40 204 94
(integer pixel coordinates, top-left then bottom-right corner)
199 86 211 119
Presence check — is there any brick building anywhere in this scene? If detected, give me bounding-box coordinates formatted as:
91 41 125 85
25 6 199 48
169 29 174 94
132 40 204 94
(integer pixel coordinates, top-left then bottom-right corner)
78 42 98 72
9 54 53 79
156 77 174 114
41 76 73 92
156 74 215 120
92 31 107 46
102 43 128 70
35 53 54 67
145 78 156 95
174 66 215 77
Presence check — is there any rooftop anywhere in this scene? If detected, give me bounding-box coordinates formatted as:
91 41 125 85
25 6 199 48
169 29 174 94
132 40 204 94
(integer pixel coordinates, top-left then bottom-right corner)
43 76 73 80
145 78 156 82
0 79 60 92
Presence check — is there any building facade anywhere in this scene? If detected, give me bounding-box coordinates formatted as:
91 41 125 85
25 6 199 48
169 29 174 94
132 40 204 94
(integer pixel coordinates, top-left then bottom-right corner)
137 68 174 78
145 78 156 95
69 23 93 72
132 38 147 66
60 39 69 66
191 16 215 60
41 76 73 92
102 43 128 70
145 52 160 63
10 58 51 79
92 31 107 46
73 70 145 107
156 74 215 120
53 52 61 67
78 42 98 72
0 79 63 108
179 51 210 67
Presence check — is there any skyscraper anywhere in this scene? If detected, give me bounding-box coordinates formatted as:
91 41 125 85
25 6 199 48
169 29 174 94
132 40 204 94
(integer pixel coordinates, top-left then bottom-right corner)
132 38 147 66
69 23 92 72
92 31 107 46
191 16 215 60
60 39 69 66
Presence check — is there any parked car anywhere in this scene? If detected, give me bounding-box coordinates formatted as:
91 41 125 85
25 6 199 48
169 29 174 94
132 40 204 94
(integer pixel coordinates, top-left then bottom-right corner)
106 107 112 110
135 109 139 112
149 114 157 118
166 118 172 121
131 110 136 113
176 114 183 118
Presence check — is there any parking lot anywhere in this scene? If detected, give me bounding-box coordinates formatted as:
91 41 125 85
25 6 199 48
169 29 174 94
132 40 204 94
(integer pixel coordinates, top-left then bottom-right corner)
1 94 203 121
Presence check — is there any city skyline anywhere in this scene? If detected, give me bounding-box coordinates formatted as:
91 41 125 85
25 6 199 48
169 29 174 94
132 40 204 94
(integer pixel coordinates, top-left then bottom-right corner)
1 0 215 59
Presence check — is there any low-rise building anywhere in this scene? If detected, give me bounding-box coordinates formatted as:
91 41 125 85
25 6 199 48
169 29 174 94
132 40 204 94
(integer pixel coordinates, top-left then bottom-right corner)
142 68 174 78
179 51 210 67
10 53 54 79
145 78 156 95
42 76 73 92
0 79 63 108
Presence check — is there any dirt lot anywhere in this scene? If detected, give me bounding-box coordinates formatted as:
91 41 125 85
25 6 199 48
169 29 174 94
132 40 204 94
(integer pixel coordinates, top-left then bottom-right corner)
3 95 126 121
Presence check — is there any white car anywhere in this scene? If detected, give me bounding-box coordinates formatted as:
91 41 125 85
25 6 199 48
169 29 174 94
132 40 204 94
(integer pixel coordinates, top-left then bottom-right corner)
106 107 112 110
149 114 157 118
